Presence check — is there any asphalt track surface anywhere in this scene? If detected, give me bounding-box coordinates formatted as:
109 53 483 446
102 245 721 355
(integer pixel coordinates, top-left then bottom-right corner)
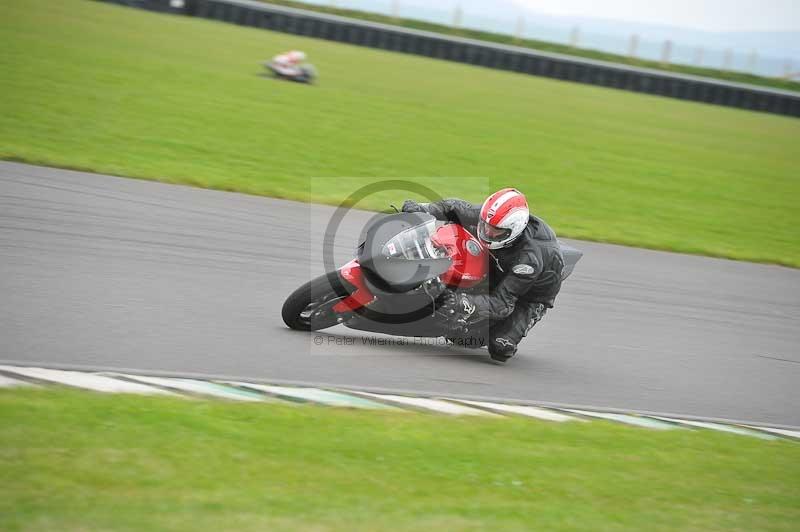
1 162 799 427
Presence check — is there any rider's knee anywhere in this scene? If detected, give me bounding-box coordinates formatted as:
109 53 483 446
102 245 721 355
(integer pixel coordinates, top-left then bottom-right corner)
495 302 516 319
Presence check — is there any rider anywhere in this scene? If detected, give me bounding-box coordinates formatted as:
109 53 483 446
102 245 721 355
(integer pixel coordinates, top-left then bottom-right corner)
272 50 306 76
402 188 565 362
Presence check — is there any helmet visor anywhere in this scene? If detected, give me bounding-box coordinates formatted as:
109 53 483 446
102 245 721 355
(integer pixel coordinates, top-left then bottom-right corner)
478 220 511 243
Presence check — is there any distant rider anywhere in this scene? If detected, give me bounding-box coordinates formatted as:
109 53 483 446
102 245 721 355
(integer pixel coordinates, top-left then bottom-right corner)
271 50 306 77
402 188 564 361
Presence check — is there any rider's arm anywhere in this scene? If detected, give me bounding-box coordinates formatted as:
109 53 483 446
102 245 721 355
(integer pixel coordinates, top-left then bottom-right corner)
470 258 541 320
404 198 480 227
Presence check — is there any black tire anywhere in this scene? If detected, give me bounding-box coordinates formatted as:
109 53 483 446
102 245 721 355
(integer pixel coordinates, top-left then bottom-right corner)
281 271 351 331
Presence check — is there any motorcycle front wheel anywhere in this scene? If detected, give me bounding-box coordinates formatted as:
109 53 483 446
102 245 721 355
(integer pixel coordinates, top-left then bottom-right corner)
281 271 350 331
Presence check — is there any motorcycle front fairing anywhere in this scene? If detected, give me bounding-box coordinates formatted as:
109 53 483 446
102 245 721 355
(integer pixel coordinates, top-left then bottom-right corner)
358 213 452 293
330 213 492 337
331 214 452 328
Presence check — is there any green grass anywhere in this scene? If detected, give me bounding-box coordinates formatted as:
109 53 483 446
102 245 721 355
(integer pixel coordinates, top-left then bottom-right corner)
265 0 800 93
1 0 799 266
1 387 798 531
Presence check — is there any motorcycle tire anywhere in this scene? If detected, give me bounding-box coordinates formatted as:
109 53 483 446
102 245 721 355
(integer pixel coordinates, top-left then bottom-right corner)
282 271 351 331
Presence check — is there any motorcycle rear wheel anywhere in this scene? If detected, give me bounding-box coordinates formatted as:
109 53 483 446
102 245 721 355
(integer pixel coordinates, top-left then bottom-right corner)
282 271 350 331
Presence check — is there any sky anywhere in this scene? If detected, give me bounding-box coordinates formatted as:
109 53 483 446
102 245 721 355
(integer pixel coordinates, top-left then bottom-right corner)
509 0 800 32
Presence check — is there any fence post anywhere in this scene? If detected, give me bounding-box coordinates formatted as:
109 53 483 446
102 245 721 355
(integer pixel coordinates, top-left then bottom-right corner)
514 15 524 43
569 26 580 48
452 4 463 29
660 40 672 67
693 46 704 66
722 49 733 71
628 34 638 59
746 50 758 73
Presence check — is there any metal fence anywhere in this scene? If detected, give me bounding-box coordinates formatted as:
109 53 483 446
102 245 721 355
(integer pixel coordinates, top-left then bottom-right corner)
102 0 183 13
103 0 800 117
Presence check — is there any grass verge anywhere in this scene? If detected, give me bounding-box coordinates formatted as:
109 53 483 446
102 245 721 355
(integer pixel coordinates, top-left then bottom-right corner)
1 0 799 266
1 387 798 531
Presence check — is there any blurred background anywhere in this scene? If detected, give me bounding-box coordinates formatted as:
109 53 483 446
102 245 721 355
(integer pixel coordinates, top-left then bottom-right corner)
2 1 799 529
296 0 800 78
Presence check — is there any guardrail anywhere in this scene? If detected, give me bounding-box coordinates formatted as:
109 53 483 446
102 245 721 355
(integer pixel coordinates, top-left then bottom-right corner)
103 0 800 117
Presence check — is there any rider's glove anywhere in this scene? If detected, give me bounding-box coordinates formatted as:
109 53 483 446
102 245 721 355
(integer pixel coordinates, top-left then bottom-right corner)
439 290 477 332
401 200 426 213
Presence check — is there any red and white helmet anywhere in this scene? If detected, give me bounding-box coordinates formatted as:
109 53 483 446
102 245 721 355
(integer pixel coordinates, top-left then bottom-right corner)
287 50 306 63
478 188 530 249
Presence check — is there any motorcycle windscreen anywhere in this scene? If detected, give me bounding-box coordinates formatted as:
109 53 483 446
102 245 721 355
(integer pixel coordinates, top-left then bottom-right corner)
359 213 452 293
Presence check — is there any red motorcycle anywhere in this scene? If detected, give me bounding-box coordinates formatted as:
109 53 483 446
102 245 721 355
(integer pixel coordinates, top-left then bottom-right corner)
282 212 581 343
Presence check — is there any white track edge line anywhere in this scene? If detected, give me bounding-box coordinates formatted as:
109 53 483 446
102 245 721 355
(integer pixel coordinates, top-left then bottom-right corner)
0 360 796 431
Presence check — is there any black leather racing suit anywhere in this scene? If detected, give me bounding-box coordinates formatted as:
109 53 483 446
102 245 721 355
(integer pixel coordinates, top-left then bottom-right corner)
413 199 565 358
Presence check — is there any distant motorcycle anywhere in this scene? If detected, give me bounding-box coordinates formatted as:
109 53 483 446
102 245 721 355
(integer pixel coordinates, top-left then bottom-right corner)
282 212 582 348
264 60 317 84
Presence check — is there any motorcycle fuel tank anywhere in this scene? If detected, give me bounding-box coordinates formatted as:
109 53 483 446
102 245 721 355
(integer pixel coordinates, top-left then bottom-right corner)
431 224 488 289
